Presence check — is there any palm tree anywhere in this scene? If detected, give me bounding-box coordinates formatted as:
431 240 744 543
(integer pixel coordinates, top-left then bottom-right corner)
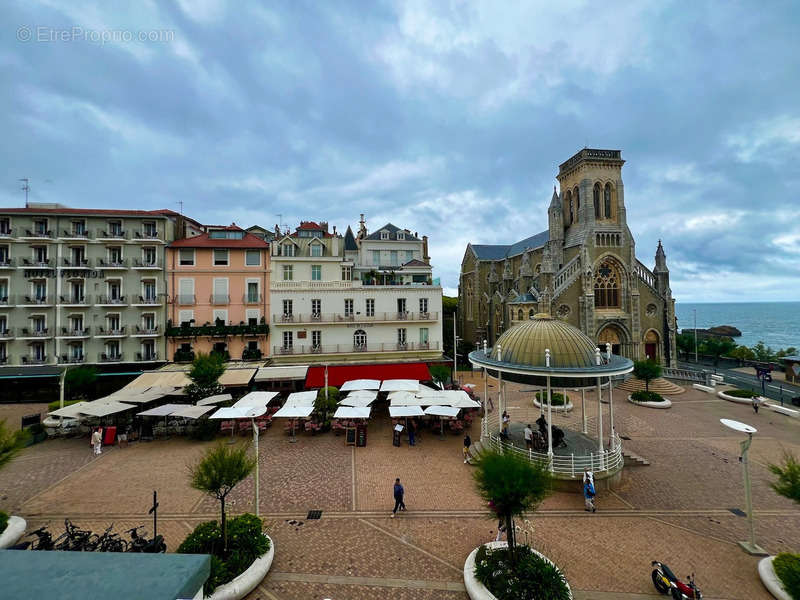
473 449 552 564
189 444 256 553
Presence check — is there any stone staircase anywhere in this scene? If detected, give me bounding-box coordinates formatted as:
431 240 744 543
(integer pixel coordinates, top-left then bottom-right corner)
552 255 582 299
622 448 650 467
616 377 685 395
468 440 486 460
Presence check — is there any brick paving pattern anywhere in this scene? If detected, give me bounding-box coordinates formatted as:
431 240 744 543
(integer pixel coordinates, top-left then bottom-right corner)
2 375 799 599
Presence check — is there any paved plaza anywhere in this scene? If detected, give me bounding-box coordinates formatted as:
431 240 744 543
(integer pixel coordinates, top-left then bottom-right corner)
1 374 799 599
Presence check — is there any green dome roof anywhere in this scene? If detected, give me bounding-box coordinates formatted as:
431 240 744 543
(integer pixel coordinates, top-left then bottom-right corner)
492 314 599 369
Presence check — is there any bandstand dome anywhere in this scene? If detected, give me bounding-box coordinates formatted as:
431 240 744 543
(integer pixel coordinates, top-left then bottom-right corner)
494 313 599 369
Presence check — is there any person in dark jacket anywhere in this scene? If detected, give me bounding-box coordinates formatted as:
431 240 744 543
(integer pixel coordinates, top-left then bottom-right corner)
391 478 406 517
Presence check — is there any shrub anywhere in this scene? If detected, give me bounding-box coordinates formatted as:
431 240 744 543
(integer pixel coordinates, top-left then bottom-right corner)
314 387 339 421
0 510 8 535
178 514 270 595
773 553 800 600
631 390 666 403
47 399 82 412
534 392 568 406
725 389 759 398
474 544 570 600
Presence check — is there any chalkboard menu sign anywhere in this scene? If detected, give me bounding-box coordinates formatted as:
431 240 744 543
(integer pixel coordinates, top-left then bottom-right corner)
345 427 356 446
356 425 367 447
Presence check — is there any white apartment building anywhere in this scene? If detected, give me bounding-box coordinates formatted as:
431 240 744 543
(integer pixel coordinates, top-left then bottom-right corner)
269 219 443 365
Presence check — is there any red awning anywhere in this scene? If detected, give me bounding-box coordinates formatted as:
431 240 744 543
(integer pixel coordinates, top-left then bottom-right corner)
305 362 432 388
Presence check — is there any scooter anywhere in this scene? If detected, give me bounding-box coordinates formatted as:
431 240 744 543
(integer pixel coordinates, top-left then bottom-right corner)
651 561 703 599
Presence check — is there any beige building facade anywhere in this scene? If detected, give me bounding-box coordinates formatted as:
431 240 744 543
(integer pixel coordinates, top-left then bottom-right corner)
458 149 677 366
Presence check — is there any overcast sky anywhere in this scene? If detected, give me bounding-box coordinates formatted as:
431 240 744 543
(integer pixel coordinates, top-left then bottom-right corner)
2 1 799 301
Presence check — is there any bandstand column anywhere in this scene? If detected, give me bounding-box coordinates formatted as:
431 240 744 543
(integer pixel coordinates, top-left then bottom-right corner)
496 343 503 434
595 347 604 456
581 388 587 434
545 349 553 460
606 344 615 444
482 341 489 439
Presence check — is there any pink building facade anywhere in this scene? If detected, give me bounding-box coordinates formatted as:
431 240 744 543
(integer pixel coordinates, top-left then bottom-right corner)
166 226 270 362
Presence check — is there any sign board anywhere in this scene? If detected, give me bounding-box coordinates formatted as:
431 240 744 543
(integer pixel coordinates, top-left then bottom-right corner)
345 427 356 446
357 425 367 447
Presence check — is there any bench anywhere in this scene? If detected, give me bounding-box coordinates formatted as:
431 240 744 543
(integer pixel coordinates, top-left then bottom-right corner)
693 384 715 393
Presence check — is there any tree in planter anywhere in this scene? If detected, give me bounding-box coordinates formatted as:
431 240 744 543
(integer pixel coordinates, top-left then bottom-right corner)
315 387 339 424
65 366 97 400
189 444 256 553
184 352 226 402
473 449 552 565
429 365 450 387
0 419 30 471
632 359 662 392
699 336 736 367
768 451 800 504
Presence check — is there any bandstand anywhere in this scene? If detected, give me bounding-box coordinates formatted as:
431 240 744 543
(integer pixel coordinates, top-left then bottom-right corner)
468 314 634 488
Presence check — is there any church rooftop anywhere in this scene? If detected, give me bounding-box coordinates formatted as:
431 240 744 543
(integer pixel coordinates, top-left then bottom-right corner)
471 229 549 260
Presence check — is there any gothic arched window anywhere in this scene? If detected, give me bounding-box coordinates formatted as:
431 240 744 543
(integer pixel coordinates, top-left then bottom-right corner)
569 198 574 224
354 329 367 348
528 309 535 319
575 188 580 219
604 183 612 218
518 309 523 321
594 260 621 308
593 184 601 219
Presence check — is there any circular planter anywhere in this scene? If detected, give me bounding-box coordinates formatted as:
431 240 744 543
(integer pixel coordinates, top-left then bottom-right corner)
533 399 573 413
206 534 274 600
758 556 792 600
0 516 27 549
464 541 572 600
718 391 766 405
627 395 672 409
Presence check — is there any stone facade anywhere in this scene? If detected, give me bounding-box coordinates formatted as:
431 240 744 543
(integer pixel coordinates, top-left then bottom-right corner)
458 149 677 366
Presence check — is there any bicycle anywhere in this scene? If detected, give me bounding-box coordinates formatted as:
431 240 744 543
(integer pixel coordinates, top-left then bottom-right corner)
10 526 56 551
125 525 166 553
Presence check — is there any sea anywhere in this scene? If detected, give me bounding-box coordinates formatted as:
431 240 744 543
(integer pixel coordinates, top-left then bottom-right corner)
676 302 800 351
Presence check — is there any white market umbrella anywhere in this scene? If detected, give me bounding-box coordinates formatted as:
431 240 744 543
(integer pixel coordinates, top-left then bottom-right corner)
197 393 233 406
137 404 188 417
272 404 314 443
169 405 215 419
78 401 136 418
284 391 317 407
333 406 371 419
389 406 424 418
340 379 380 391
48 401 89 418
380 379 419 392
424 405 461 439
234 391 279 408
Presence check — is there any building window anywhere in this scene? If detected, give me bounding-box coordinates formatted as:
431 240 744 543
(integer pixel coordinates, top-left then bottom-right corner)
604 183 612 218
109 246 123 264
245 250 260 266
310 244 322 257
34 219 48 235
341 266 351 281
282 331 293 350
33 246 48 264
246 309 260 325
380 231 389 240
397 232 405 240
354 329 367 349
405 250 413 263
109 221 122 236
178 310 194 326
397 328 407 346
143 222 158 237
281 243 295 257
397 298 407 317
106 340 121 359
213 310 228 325
312 330 321 349
282 265 293 281
247 281 259 303
311 265 322 281
594 260 621 308
213 249 229 266
529 309 535 319
33 279 47 301
372 250 380 265
344 298 354 317
419 328 429 346
366 298 374 317
282 299 293 316
72 220 86 236
390 250 398 266
107 313 121 332
142 280 157 302
419 298 428 314
311 299 321 318
569 198 574 224
0 218 11 235
143 313 155 331
518 309 523 320
593 183 601 219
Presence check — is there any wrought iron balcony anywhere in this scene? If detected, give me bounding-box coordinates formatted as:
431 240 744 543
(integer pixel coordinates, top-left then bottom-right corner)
98 352 124 363
22 229 54 239
96 258 128 268
0 257 14 268
177 294 196 305
271 311 439 324
211 294 230 305
96 228 127 240
21 295 53 306
22 355 49 365
61 229 91 239
60 354 86 364
60 294 91 305
62 257 91 268
133 258 161 269
59 326 91 337
273 341 440 356
96 326 127 337
96 295 127 306
135 352 159 362
22 258 53 268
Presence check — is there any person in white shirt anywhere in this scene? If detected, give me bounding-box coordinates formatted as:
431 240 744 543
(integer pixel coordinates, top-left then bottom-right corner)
91 428 103 455
524 424 533 450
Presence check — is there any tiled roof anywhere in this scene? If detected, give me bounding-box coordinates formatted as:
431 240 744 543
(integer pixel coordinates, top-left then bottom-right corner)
365 223 420 241
344 226 358 251
401 259 429 267
168 232 269 249
471 229 549 260
0 207 169 218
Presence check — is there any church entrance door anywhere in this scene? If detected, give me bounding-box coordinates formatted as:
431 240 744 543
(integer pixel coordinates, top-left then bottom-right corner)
645 343 657 360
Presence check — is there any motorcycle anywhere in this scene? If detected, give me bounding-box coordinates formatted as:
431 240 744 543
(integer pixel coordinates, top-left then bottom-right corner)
651 561 703 599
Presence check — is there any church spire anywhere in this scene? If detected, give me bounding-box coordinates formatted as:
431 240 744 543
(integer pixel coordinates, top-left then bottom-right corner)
549 185 561 209
654 239 668 273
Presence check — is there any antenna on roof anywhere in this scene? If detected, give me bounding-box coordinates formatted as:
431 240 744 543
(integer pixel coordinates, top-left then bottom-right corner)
19 178 29 207
276 213 283 231
176 199 184 215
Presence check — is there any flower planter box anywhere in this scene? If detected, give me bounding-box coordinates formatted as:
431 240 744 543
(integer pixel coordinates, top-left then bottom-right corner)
463 541 572 600
0 516 27 549
206 534 274 600
627 395 672 409
758 556 792 600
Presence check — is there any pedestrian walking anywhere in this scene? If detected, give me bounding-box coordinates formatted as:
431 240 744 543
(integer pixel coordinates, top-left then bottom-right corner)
501 411 510 439
391 477 406 517
486 395 494 413
583 469 596 512
408 420 416 446
752 397 759 414
91 427 103 456
524 424 533 450
495 517 507 541
463 433 472 463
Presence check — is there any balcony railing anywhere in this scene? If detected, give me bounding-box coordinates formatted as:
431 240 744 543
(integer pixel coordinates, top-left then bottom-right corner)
97 258 128 268
22 356 49 365
211 294 230 305
135 352 159 362
60 295 91 305
133 295 160 305
21 258 53 268
22 295 53 306
165 322 269 338
96 326 126 337
0 327 14 338
0 257 14 268
96 228 127 240
98 353 124 363
96 295 127 306
0 296 12 306
272 311 439 324
23 229 54 239
19 328 51 338
133 258 161 269
273 341 440 356
60 355 86 364
134 230 161 240
0 228 13 238
62 258 90 268
133 325 159 335
59 327 91 337
177 294 196 305
243 294 262 304
270 280 363 290
61 229 91 239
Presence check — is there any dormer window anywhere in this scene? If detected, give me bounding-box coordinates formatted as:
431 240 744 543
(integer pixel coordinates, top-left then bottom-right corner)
397 232 405 240
310 244 322 257
380 230 389 240
281 243 295 257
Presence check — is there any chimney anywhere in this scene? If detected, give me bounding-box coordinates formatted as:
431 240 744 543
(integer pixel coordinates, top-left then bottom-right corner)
422 235 430 264
359 213 367 238
332 225 336 235
320 221 329 232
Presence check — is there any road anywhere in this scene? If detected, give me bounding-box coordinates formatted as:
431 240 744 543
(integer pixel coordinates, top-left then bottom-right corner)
678 360 800 403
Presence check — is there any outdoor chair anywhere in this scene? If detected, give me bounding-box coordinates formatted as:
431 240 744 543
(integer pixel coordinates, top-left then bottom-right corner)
332 419 345 435
238 420 252 435
219 420 235 435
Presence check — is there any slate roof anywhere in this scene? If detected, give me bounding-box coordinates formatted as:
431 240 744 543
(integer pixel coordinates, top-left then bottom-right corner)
402 259 429 267
471 229 549 260
344 226 358 251
365 223 419 241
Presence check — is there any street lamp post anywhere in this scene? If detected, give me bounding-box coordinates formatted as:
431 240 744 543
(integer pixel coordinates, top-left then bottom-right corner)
693 308 698 364
720 419 767 555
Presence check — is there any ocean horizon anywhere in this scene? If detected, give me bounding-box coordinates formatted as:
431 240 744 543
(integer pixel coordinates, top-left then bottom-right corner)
676 301 800 350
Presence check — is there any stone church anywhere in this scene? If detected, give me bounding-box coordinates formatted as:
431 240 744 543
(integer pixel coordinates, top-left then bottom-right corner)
458 148 677 366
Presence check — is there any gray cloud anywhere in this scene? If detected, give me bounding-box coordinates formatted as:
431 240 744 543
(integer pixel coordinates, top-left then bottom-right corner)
2 0 799 301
